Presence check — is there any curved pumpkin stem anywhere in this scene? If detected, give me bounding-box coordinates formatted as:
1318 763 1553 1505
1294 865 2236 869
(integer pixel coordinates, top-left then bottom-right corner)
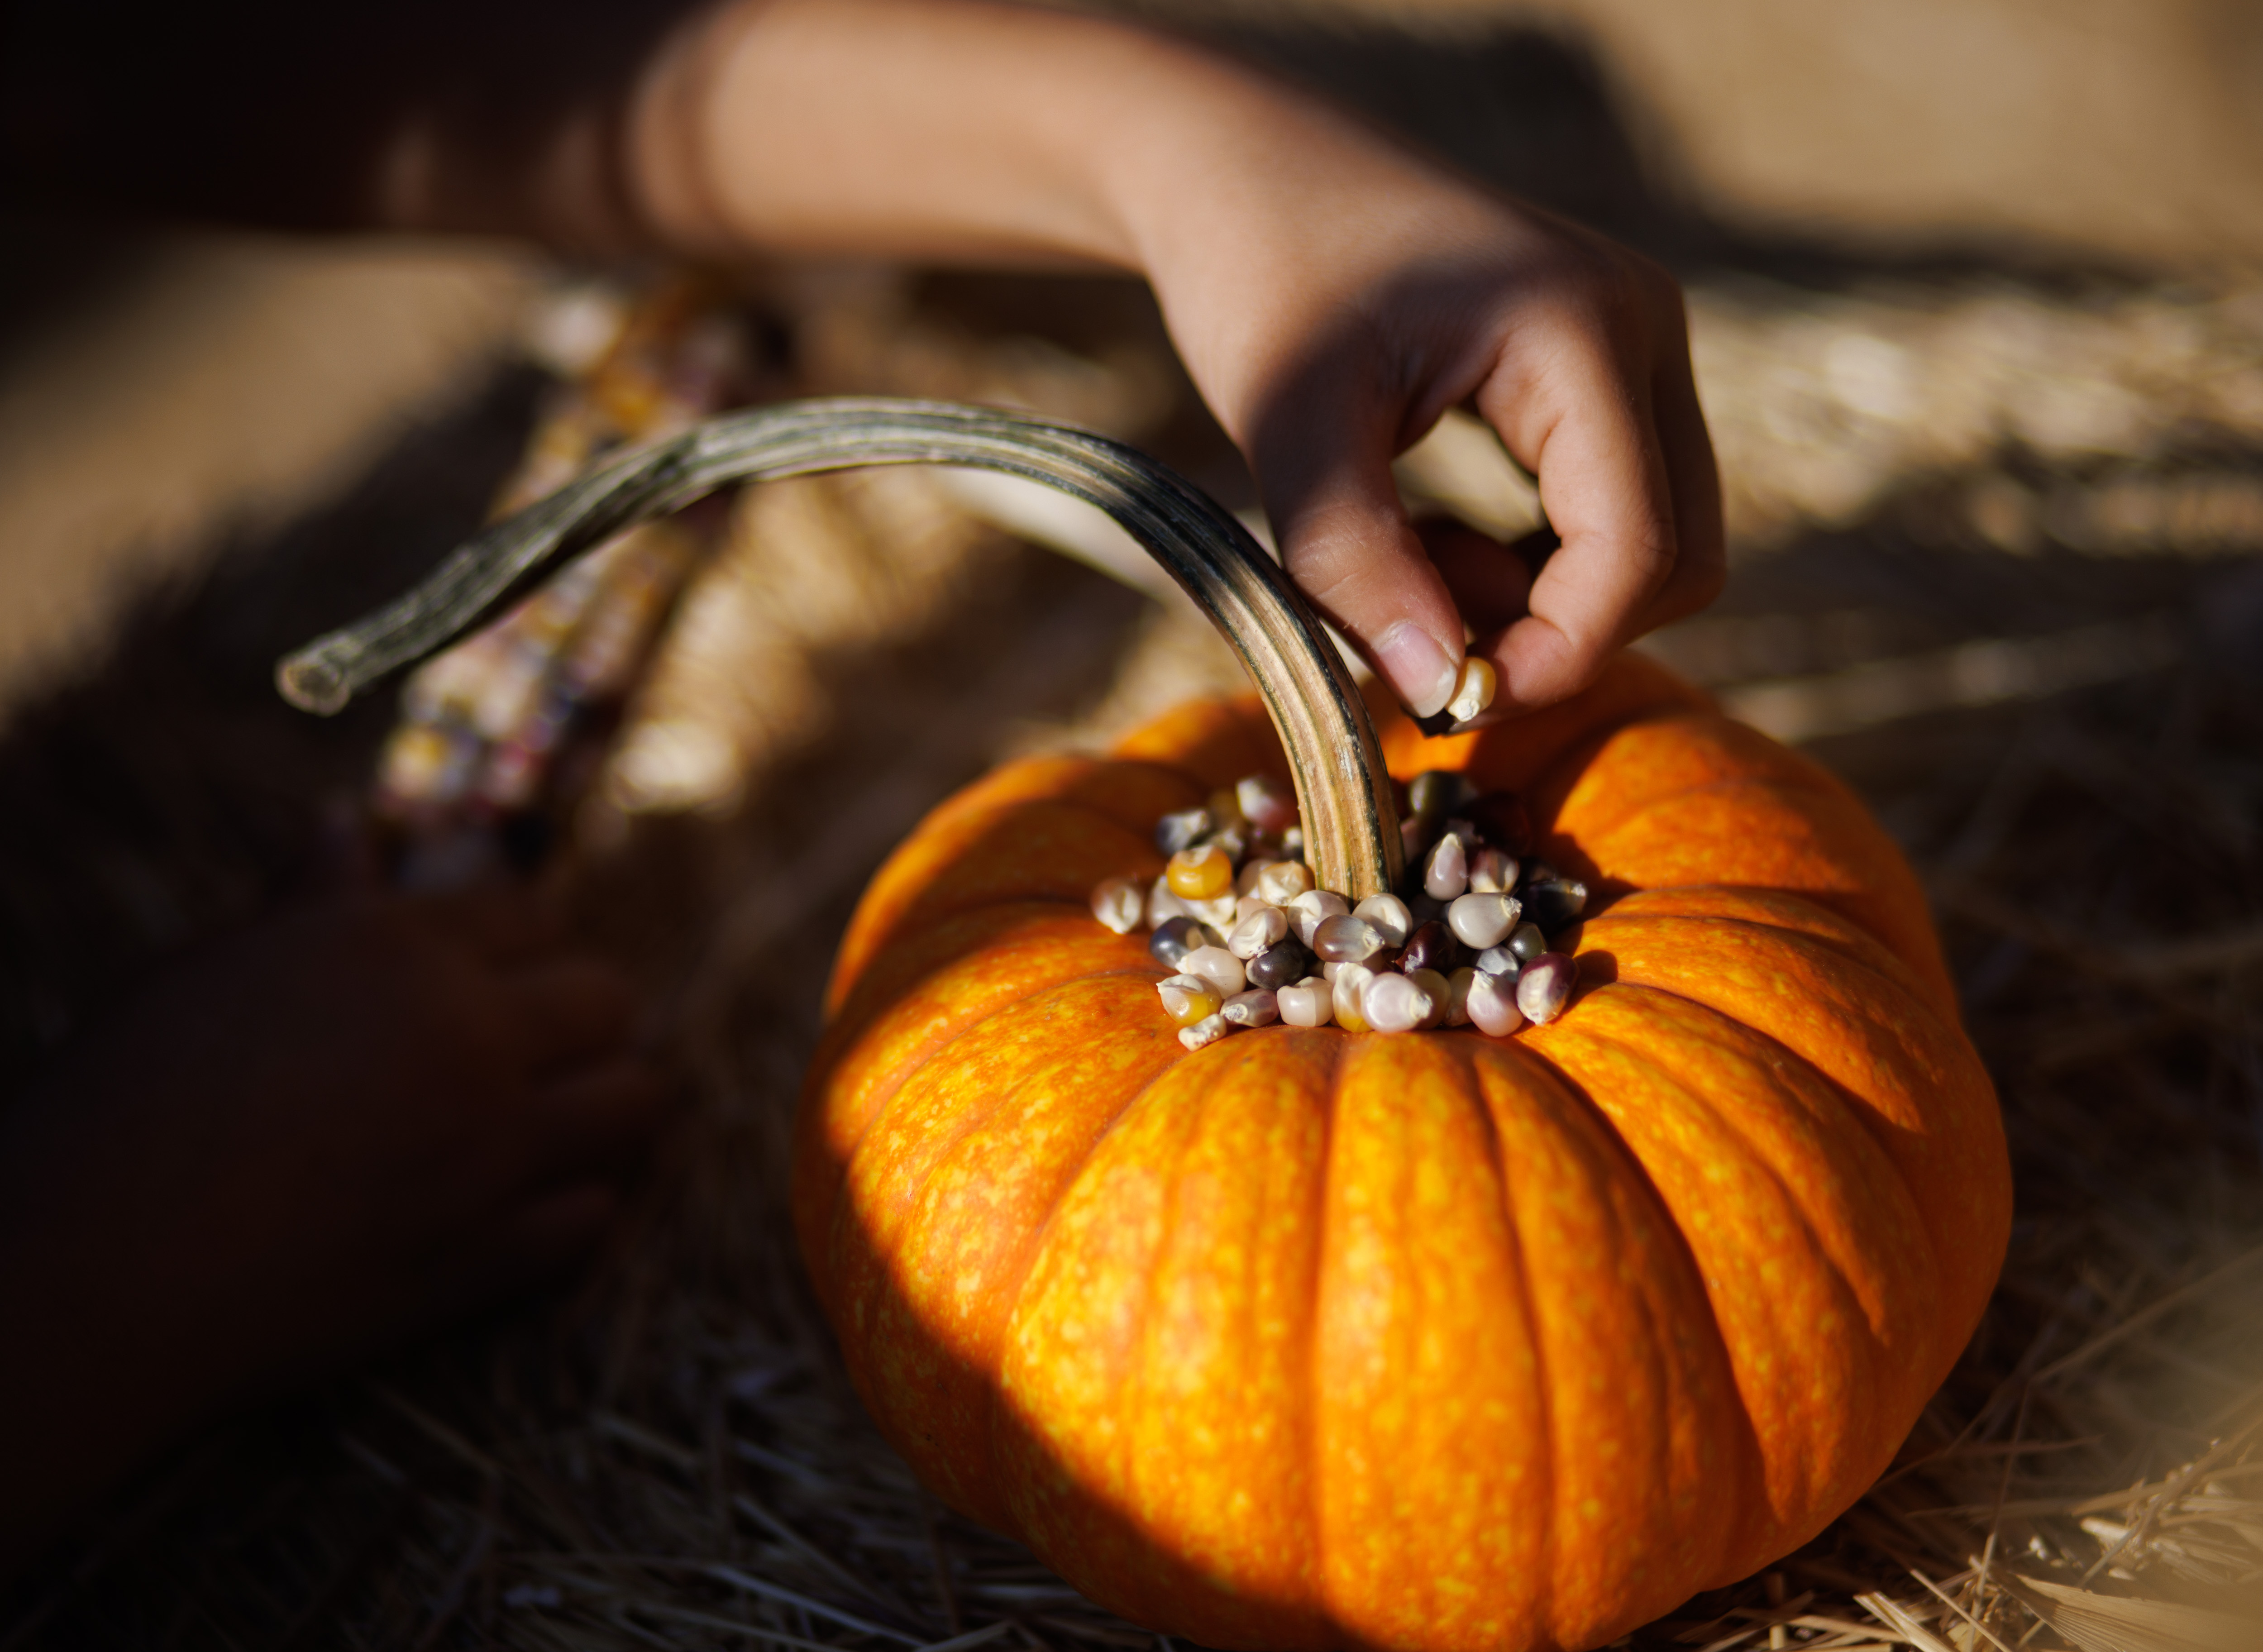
274 397 1404 899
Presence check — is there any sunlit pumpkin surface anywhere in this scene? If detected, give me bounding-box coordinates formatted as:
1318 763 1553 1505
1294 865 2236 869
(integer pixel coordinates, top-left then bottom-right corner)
794 655 2010 1652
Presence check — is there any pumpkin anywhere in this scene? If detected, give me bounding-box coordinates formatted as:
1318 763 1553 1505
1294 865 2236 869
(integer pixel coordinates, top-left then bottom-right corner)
793 651 2009 1652
275 399 2008 1652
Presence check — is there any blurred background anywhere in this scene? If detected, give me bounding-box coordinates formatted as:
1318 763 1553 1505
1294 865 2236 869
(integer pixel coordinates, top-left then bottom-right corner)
3 1 2260 1647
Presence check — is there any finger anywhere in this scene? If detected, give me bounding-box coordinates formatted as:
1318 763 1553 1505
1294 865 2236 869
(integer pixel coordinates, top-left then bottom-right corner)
1626 352 1725 636
1475 300 1680 709
524 1061 676 1188
502 953 640 1075
1417 517 1533 639
1252 386 1468 720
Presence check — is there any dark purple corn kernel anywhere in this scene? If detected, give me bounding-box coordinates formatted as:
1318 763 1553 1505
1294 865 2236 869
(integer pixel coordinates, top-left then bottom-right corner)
1150 915 1214 968
1522 875 1589 936
1399 919 1456 977
1246 940 1310 992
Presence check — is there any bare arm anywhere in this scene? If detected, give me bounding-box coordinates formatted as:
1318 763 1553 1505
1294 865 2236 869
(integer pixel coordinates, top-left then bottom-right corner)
4 0 1722 717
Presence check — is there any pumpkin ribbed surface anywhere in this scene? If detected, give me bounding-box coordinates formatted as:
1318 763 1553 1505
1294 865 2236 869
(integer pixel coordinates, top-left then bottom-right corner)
793 654 2010 1652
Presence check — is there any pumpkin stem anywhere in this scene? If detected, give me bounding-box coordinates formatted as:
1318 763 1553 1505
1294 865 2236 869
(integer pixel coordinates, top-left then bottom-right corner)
273 397 1404 898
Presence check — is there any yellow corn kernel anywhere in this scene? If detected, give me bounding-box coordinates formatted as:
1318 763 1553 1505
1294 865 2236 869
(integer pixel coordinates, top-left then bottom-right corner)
1157 977 1223 1027
1166 841 1234 900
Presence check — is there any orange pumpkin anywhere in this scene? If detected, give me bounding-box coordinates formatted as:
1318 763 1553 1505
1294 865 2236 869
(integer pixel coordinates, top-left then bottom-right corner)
794 652 2009 1652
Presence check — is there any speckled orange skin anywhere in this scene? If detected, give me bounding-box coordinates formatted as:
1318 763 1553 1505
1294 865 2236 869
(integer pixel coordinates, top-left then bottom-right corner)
793 655 2010 1652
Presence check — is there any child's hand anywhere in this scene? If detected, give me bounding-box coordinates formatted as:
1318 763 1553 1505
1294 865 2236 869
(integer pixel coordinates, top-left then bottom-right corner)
624 0 1723 722
1134 149 1724 722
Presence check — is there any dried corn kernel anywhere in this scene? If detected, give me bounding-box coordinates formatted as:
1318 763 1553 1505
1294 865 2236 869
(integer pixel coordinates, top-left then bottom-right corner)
1423 833 1470 901
1467 847 1517 894
1406 967 1452 1030
1222 988 1279 1027
1227 904 1290 960
1234 774 1299 836
1179 1012 1232 1051
1255 860 1313 905
1466 969 1523 1037
1444 966 1477 1027
1167 842 1234 900
1332 962 1376 1033
1156 975 1222 1027
1447 656 1495 723
1277 977 1333 1028
1313 914 1386 964
1363 971 1432 1035
1236 858 1275 898
1288 888 1349 946
1180 945 1247 997
1352 893 1412 947
1516 952 1577 1024
1090 876 1145 935
1447 891 1520 950
1155 808 1211 856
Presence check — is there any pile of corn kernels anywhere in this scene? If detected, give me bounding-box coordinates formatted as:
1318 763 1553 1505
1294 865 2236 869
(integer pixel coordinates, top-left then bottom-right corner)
1089 771 1586 1051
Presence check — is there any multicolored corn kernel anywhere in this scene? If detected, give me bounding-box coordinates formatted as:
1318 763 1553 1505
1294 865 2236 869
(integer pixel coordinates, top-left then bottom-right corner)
1466 847 1517 894
1179 1012 1233 1052
1313 914 1388 964
1405 967 1453 1030
1155 807 1212 856
1287 889 1349 946
1474 943 1523 981
1166 841 1235 901
1397 919 1456 977
1221 988 1280 1028
1521 874 1589 936
1331 963 1377 1033
1090 876 1145 935
1226 904 1289 960
1156 975 1223 1027
1149 915 1217 969
1444 966 1477 1027
1234 775 1299 837
1515 952 1577 1025
1180 945 1247 997
1277 977 1333 1028
1466 969 1525 1037
1363 970 1434 1034
1446 656 1495 723
1255 859 1313 905
1246 940 1309 992
1506 921 1550 964
1447 891 1521 950
1352 893 1412 947
1423 832 1470 901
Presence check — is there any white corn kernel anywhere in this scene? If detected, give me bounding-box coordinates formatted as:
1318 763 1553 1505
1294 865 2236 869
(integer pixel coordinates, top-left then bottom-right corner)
1332 963 1377 1032
1180 945 1247 997
1423 833 1469 901
1352 893 1412 947
1466 969 1524 1036
1189 893 1240 930
1226 905 1290 960
1363 971 1434 1034
1277 977 1333 1027
1148 875 1192 926
1236 858 1275 898
1445 966 1476 1027
1256 860 1313 905
1447 891 1520 950
1179 1012 1233 1051
1447 656 1495 722
1090 875 1145 934
1288 889 1349 946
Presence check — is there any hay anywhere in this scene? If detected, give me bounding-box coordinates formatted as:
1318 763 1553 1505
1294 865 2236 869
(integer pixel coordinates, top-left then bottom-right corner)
5 220 2263 1652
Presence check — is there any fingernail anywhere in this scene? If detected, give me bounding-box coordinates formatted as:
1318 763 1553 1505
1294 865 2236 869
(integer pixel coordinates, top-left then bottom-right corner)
1375 622 1461 719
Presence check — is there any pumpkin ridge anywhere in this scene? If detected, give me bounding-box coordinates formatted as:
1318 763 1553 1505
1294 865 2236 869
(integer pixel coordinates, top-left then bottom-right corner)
1531 989 1931 1569
826 960 1176 1218
1586 888 1943 1015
